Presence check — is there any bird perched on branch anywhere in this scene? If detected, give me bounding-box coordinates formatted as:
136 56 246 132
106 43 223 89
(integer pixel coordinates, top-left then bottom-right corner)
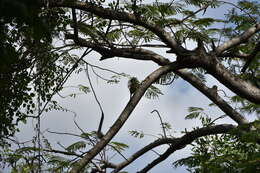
128 77 140 97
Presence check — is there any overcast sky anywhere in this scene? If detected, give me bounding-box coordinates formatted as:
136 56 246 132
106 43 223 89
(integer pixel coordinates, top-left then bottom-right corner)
2 0 249 172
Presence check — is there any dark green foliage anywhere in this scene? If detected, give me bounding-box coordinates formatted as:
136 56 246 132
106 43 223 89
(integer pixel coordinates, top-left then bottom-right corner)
174 132 260 173
0 0 70 137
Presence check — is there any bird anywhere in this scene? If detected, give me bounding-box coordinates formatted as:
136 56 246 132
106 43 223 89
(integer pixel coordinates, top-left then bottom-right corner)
128 77 140 97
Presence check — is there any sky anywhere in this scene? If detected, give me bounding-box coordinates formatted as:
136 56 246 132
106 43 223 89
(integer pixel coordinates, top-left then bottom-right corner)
1 0 248 172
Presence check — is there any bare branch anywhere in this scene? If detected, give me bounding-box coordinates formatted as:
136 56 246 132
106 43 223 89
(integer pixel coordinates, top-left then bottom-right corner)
218 52 250 60
176 70 249 125
202 54 260 104
151 110 167 138
43 149 83 158
85 64 105 139
112 138 177 173
47 130 83 139
65 34 171 65
168 4 209 26
215 23 260 54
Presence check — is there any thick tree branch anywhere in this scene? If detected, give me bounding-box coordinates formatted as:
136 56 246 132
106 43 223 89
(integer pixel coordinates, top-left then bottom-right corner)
202 54 260 104
215 23 260 54
138 124 236 173
176 70 249 125
68 62 189 173
68 31 260 103
112 138 179 173
65 34 171 65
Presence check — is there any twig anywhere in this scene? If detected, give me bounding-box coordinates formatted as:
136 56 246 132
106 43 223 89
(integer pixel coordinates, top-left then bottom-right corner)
85 64 105 138
151 110 167 138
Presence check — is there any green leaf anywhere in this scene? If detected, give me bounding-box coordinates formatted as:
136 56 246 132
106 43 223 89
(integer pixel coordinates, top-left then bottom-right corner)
145 85 163 99
110 141 129 151
16 147 38 154
129 130 144 138
66 141 86 152
155 72 176 85
192 18 216 27
185 112 201 119
78 84 90 94
188 107 204 112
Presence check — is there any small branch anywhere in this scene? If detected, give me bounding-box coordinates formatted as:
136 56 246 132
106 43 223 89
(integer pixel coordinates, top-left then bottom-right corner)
151 110 167 138
209 114 227 126
91 66 111 82
71 8 79 42
241 41 260 72
47 130 83 139
85 64 105 139
112 138 178 173
219 52 250 60
218 1 257 23
44 149 83 158
176 4 209 24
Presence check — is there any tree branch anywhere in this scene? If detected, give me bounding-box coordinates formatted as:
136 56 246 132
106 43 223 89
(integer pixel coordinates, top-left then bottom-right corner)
218 52 250 60
65 34 171 65
215 23 260 54
241 41 260 72
176 69 249 125
43 149 83 158
138 124 236 173
112 138 178 173
202 54 260 104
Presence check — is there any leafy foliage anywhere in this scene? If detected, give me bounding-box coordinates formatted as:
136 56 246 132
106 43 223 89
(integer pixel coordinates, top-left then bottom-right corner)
176 109 260 173
0 0 70 137
174 131 260 173
0 0 259 172
185 107 204 120
129 130 144 138
145 84 163 99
